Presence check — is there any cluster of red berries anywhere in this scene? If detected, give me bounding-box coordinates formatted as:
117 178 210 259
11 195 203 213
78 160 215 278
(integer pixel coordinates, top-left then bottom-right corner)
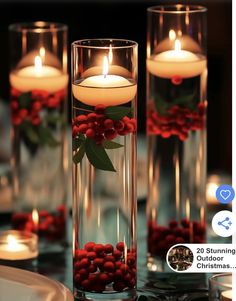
11 88 66 126
12 204 66 241
74 241 136 293
147 102 206 141
148 219 206 259
72 104 137 145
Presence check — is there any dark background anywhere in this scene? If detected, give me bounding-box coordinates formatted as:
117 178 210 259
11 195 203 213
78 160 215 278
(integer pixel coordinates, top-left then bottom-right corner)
0 0 232 175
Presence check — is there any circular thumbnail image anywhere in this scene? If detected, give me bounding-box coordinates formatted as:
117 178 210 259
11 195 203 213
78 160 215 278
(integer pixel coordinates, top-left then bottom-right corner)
167 245 193 272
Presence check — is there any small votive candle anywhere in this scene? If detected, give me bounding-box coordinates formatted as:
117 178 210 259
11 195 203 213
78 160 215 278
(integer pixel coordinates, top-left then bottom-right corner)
0 230 38 260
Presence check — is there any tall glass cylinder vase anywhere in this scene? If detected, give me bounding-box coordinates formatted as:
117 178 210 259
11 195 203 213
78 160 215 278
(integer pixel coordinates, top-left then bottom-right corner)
9 22 69 253
72 39 137 300
146 5 207 271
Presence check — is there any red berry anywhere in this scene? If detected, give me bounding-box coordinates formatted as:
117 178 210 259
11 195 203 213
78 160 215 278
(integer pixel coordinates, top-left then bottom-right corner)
94 134 104 144
88 274 97 283
81 279 90 290
120 263 129 274
74 274 81 284
126 123 135 133
32 101 42 111
76 115 87 124
130 118 137 131
19 108 28 119
87 251 97 260
161 131 171 138
115 261 122 269
171 75 183 85
75 249 88 259
78 268 88 279
104 129 117 140
127 255 136 266
103 261 115 272
12 116 22 125
78 124 88 134
93 244 104 253
104 255 115 262
79 258 90 268
169 220 178 229
122 116 130 123
99 273 110 284
87 113 97 122
85 128 95 138
31 116 41 125
85 242 95 251
72 126 79 137
116 242 125 251
90 284 105 293
165 234 175 244
93 258 104 267
175 237 185 244
88 264 97 273
104 244 114 253
114 269 123 280
113 281 126 292
113 249 122 259
95 104 105 114
11 101 19 110
114 120 125 131
96 114 105 122
104 119 114 129
181 218 190 228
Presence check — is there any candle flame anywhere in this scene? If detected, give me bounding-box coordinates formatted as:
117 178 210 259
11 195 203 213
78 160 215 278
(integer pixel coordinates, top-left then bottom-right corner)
174 39 181 52
7 235 19 250
108 45 113 63
39 47 45 59
169 29 176 41
186 198 190 220
103 56 109 77
35 55 43 74
32 209 39 226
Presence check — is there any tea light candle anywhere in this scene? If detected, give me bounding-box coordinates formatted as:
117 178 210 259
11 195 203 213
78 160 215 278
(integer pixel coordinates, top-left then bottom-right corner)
221 290 232 301
0 230 38 260
10 55 68 93
147 39 207 78
73 56 137 106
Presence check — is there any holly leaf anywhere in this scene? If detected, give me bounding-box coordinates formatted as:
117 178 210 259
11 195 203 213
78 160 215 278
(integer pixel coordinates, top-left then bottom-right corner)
154 93 171 115
73 143 85 164
18 92 32 109
73 134 85 151
85 138 116 172
105 106 131 121
25 125 40 144
102 140 123 149
38 125 60 147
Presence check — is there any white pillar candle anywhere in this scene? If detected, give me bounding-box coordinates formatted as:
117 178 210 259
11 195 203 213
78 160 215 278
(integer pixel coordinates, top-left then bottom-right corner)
10 55 68 93
147 39 207 78
0 234 35 260
73 56 137 106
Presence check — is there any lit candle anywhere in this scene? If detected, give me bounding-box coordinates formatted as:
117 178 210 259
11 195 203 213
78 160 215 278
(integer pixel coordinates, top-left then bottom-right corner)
72 56 137 106
206 176 220 205
221 290 232 301
0 235 30 260
10 53 68 93
147 39 207 78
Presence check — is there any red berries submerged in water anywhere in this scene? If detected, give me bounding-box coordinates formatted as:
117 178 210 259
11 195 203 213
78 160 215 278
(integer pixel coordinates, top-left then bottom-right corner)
147 102 206 140
72 105 136 144
74 241 136 293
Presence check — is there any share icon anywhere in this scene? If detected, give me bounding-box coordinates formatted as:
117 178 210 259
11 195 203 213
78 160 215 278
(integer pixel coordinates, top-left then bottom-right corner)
217 217 232 230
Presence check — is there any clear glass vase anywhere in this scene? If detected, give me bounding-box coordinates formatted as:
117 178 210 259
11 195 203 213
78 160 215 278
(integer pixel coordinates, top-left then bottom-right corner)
146 5 207 271
72 39 137 300
9 22 69 253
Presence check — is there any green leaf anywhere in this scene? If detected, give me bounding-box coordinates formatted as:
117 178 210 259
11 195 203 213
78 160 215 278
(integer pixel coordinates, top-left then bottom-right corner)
73 143 85 164
154 93 171 115
38 125 60 147
73 134 85 151
25 125 40 144
105 106 131 121
138 296 148 301
85 138 116 172
18 92 32 108
102 140 123 149
153 281 176 289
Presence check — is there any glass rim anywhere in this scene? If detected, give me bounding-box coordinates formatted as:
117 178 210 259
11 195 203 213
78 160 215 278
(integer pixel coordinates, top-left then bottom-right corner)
9 21 68 33
71 38 138 50
147 4 207 14
209 273 232 288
